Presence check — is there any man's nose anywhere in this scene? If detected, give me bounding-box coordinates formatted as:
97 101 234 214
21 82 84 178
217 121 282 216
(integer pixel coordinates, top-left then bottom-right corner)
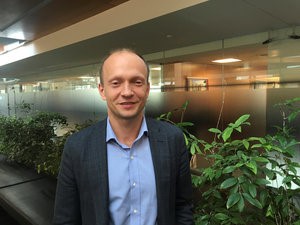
121 83 133 96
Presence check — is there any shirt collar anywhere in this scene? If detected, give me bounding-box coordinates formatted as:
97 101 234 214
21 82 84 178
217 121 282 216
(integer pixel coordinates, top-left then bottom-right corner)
106 117 148 143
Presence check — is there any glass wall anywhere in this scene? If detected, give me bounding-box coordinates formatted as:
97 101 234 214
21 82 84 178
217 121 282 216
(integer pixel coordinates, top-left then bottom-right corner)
1 38 300 140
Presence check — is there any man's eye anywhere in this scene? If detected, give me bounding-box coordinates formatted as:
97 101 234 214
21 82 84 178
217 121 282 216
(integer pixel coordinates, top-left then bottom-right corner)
135 80 143 86
111 81 119 86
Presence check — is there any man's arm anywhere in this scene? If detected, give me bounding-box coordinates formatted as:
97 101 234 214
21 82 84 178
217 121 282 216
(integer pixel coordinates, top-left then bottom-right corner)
53 140 81 225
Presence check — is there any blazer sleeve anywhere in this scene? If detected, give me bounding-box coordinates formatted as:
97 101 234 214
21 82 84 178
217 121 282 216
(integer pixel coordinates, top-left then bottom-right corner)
53 136 82 225
175 131 195 225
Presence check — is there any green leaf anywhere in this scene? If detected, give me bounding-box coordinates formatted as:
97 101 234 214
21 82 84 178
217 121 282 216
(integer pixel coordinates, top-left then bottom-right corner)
288 109 300 123
241 153 248 162
214 213 230 221
242 193 263 209
220 177 238 189
229 184 239 195
282 176 293 185
235 126 242 132
264 169 276 180
260 190 268 207
291 162 300 168
288 164 298 175
266 204 274 217
222 127 233 142
213 190 222 199
215 169 222 179
206 154 223 160
293 220 300 225
293 178 300 186
190 142 196 154
223 166 236 174
245 161 257 174
203 167 215 180
204 143 213 151
177 122 194 127
208 128 221 134
248 183 257 198
253 156 269 163
227 193 241 209
237 196 245 212
238 176 247 184
182 101 189 110
255 178 271 186
183 133 189 146
242 140 249 149
234 114 250 127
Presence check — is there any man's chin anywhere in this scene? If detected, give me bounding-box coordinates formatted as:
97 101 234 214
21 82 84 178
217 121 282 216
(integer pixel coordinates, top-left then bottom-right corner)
118 112 143 121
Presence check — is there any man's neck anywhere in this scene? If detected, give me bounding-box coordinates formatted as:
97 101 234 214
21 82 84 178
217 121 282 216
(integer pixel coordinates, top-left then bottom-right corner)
108 116 144 147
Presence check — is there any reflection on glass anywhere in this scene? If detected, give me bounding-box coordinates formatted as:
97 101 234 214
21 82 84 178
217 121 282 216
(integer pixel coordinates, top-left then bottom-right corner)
186 77 208 91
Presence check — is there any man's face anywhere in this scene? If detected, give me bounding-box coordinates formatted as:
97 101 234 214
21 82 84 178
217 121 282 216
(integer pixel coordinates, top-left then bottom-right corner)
98 51 150 122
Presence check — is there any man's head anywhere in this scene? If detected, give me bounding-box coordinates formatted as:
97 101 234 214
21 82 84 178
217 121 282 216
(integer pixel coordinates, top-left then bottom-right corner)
98 48 150 122
99 48 149 85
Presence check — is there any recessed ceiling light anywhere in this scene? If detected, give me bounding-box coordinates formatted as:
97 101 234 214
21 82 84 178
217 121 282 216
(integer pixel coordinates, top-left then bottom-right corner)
151 67 161 71
212 58 241 63
287 65 300 69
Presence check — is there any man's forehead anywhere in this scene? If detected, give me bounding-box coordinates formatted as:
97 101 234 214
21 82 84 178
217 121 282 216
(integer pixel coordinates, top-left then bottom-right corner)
105 51 139 62
103 51 145 69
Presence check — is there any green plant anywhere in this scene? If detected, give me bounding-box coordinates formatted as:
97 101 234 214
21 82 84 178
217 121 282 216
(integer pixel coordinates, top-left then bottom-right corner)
190 97 300 225
0 111 68 175
157 101 204 156
157 98 300 224
35 118 97 175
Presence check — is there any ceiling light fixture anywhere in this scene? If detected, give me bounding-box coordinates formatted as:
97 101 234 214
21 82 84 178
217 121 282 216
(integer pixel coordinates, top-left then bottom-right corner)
150 67 161 71
289 27 300 39
262 38 273 45
287 65 300 69
212 58 241 63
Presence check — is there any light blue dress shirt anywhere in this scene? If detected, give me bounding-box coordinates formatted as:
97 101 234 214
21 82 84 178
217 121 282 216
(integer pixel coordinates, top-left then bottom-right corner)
106 117 157 225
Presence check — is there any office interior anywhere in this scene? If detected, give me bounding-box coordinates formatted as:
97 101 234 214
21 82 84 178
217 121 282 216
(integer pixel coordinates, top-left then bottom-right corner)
0 0 300 141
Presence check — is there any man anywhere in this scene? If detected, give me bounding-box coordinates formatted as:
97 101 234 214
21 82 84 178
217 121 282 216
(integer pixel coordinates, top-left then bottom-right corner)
53 48 194 225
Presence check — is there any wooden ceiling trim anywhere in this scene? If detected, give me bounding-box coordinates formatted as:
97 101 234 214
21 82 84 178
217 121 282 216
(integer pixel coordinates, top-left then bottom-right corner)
1 0 128 41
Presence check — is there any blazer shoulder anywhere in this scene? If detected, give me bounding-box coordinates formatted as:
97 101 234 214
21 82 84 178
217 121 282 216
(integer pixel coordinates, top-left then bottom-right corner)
146 117 182 135
66 119 106 145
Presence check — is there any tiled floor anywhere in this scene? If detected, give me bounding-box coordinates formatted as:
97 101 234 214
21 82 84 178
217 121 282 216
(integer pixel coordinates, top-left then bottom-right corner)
0 206 20 225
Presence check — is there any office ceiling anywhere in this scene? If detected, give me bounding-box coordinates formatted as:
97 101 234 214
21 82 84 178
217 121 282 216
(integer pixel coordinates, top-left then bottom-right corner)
1 0 300 82
0 0 128 42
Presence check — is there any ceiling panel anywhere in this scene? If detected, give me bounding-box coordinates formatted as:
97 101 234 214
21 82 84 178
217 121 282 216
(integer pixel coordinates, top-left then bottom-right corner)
1 0 300 82
0 0 128 41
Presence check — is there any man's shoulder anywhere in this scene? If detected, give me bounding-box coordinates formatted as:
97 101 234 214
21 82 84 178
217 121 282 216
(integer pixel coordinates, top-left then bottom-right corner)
146 117 182 134
67 119 106 143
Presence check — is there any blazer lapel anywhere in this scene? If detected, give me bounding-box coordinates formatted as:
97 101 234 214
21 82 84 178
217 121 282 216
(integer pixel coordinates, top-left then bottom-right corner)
87 120 109 225
147 118 171 224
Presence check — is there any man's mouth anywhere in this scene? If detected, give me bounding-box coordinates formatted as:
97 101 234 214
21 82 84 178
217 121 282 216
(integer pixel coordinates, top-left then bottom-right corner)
120 102 134 105
119 102 136 108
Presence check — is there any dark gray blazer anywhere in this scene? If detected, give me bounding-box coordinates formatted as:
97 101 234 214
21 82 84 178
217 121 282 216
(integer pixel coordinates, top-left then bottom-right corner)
53 117 194 225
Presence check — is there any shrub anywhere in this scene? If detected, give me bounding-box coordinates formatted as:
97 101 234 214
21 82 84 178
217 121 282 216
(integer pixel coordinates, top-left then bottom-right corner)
0 112 67 175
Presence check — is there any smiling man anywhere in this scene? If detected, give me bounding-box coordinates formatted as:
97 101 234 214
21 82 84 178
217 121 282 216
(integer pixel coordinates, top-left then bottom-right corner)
53 48 194 225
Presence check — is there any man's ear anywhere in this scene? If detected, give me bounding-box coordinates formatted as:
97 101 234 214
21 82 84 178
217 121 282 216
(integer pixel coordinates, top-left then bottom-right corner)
98 83 106 100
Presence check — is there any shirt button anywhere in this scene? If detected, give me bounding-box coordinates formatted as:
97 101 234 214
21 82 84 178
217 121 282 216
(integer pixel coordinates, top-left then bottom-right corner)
132 182 136 187
133 209 138 214
130 155 134 160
